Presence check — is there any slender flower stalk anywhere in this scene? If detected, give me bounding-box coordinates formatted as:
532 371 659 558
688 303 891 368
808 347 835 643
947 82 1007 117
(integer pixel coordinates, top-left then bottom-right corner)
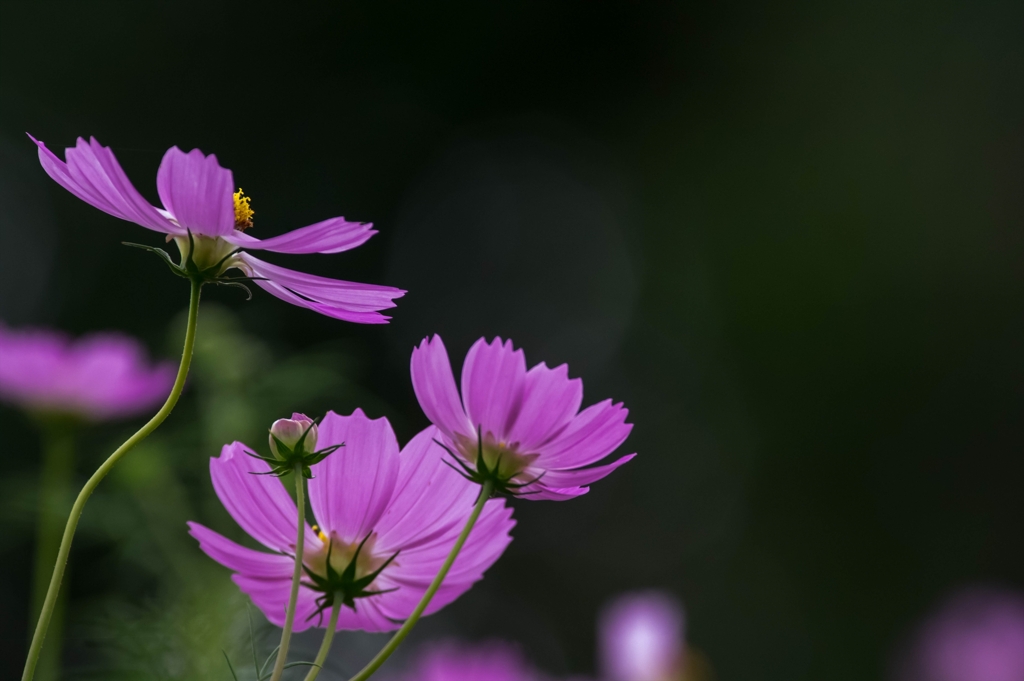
30 423 75 681
348 478 495 681
269 463 308 681
303 599 342 681
22 277 203 681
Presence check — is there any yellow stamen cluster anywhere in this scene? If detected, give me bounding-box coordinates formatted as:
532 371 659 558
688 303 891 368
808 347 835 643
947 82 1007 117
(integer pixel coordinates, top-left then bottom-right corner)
311 524 328 543
233 188 254 230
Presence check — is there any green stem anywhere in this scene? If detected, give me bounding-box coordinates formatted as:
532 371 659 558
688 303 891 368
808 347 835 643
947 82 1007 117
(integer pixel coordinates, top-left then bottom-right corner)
21 277 203 681
347 479 495 681
30 423 75 681
302 599 341 681
269 463 308 681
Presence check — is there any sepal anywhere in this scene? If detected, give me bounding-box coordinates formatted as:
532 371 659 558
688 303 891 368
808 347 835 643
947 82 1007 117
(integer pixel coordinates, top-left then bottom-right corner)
435 425 547 497
124 229 260 291
302 534 401 625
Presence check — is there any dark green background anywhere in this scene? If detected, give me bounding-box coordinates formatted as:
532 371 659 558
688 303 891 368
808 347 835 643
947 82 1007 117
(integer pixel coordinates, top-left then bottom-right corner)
1 1 1022 679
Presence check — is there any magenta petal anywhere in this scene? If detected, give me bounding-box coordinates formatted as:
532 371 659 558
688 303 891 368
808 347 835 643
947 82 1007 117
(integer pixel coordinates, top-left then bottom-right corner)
337 593 399 632
30 135 178 234
307 409 400 542
530 453 636 488
209 442 318 552
187 522 294 579
461 337 527 439
239 253 405 324
156 146 235 237
539 399 633 469
233 575 323 631
520 485 590 500
376 580 469 622
234 574 391 632
226 217 376 254
387 500 514 585
506 362 583 451
375 426 478 550
411 337 475 442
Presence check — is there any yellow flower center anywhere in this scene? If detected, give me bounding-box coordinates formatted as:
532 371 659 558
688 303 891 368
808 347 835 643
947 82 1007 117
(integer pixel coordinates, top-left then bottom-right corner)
233 188 254 230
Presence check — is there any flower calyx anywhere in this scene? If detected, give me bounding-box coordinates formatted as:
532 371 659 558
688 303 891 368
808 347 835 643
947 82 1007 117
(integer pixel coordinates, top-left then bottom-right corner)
302 534 400 624
122 229 264 296
247 416 343 478
435 425 546 497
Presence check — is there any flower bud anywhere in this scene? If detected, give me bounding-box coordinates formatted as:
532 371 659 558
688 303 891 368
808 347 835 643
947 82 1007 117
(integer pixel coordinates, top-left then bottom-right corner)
269 417 317 460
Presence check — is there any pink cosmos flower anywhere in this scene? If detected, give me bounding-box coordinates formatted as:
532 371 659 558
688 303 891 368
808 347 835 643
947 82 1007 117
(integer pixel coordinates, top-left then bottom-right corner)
29 135 404 323
188 409 514 632
0 323 175 421
390 640 543 681
600 591 685 681
894 587 1024 681
410 335 635 500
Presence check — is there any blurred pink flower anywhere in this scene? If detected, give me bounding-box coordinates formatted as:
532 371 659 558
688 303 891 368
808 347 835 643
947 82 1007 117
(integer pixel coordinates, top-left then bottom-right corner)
599 591 685 681
411 335 635 500
0 323 175 421
30 135 404 323
189 409 515 632
393 640 542 681
895 586 1024 681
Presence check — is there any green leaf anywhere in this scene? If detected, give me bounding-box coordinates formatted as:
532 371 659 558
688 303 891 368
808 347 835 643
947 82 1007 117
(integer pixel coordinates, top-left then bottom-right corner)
223 651 239 681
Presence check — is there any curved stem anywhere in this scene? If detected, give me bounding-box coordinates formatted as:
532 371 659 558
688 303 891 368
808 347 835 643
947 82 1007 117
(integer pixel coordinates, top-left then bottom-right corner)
22 277 203 681
30 423 75 681
347 479 495 681
269 463 308 681
302 599 341 681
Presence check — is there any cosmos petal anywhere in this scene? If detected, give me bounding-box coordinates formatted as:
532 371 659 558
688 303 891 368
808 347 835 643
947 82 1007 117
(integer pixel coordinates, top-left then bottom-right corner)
187 522 294 579
461 337 527 441
538 399 633 469
307 409 400 542
30 135 179 234
226 217 376 254
411 337 475 442
528 453 636 488
375 426 482 550
505 362 583 451
156 146 235 237
209 441 319 553
239 253 405 324
233 575 322 632
385 500 514 585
